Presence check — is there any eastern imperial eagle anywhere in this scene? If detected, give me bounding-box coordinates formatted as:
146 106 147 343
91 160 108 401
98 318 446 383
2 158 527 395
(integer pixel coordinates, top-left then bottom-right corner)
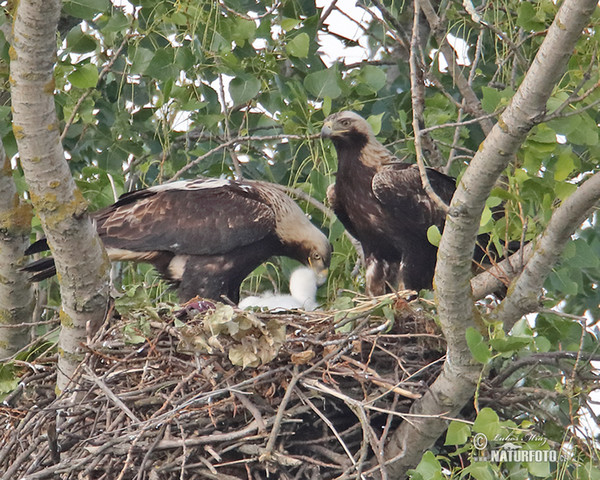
321 110 459 296
23 178 331 303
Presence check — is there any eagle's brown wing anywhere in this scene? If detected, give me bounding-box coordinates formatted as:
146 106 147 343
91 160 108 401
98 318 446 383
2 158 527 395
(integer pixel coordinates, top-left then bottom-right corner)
95 181 276 256
371 163 455 231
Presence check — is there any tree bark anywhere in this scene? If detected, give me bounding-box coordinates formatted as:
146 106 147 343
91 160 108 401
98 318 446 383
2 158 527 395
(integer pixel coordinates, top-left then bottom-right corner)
10 0 111 392
383 0 598 476
0 141 34 358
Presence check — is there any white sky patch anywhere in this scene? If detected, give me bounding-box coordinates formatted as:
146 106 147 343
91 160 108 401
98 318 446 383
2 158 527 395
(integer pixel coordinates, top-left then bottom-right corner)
316 0 372 66
430 33 471 72
111 0 135 13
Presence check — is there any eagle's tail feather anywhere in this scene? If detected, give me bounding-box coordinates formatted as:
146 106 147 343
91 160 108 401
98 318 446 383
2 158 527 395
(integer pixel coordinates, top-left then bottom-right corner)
21 257 57 282
24 238 50 256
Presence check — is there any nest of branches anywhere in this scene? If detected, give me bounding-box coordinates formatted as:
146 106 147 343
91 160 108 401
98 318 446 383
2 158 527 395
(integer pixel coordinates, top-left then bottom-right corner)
1 294 447 480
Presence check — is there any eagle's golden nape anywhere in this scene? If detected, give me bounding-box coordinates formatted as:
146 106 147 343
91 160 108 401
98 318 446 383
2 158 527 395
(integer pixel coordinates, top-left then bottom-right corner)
23 178 331 303
321 110 457 296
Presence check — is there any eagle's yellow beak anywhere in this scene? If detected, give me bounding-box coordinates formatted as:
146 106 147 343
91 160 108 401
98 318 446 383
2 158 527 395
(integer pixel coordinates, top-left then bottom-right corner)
308 257 329 286
321 120 334 138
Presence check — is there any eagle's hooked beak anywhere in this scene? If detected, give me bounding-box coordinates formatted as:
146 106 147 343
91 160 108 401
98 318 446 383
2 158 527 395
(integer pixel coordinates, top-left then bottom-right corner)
308 257 329 286
321 120 334 138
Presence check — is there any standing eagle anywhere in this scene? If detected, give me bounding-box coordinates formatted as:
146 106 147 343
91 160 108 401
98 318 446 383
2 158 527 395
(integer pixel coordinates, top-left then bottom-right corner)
321 111 456 296
23 178 331 303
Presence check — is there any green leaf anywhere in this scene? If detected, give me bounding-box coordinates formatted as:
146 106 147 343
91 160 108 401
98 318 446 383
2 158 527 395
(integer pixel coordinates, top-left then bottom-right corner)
567 114 599 145
63 0 110 20
68 63 99 89
286 32 309 58
367 112 384 135
230 18 257 45
427 225 442 247
101 10 130 33
229 75 261 105
130 46 154 75
281 17 301 31
466 327 491 364
445 420 471 445
359 65 386 92
481 86 513 113
555 181 577 201
304 68 342 99
147 48 177 81
525 447 551 477
66 26 98 54
473 408 501 439
534 335 551 352
0 363 19 394
411 451 444 480
462 462 495 480
480 206 492 226
322 96 332 117
489 336 532 353
517 2 545 31
554 153 575 181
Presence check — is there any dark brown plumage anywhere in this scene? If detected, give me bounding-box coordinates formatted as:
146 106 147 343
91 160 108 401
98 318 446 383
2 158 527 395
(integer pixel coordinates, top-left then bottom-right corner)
322 111 456 295
23 178 331 303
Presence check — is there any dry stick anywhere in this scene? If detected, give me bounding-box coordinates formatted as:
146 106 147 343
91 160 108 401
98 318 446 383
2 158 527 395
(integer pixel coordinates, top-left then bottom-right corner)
353 404 387 480
261 364 300 459
260 341 356 461
134 424 167 480
114 368 199 480
409 0 449 212
81 364 140 423
233 390 266 433
177 421 188 480
295 388 356 469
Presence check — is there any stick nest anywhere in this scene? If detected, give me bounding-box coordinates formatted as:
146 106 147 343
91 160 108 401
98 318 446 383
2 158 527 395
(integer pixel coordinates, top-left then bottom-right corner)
1 294 446 480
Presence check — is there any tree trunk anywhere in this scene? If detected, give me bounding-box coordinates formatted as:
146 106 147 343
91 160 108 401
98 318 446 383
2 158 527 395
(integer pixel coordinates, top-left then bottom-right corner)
0 141 35 358
10 0 111 392
383 0 599 475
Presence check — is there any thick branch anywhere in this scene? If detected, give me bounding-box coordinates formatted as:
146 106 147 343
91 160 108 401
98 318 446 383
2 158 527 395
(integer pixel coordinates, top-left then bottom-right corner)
0 144 35 358
470 243 533 300
11 0 111 392
492 172 600 330
383 0 598 476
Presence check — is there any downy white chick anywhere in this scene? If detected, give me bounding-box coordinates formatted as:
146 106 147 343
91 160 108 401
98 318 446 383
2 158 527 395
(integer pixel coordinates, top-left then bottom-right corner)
238 266 322 311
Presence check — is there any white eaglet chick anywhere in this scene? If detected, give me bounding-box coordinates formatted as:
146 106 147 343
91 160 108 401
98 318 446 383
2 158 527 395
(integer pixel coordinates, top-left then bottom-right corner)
238 266 322 311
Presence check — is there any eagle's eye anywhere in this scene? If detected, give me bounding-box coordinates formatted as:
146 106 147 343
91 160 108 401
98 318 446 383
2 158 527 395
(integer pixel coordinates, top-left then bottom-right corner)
340 119 350 127
313 253 322 261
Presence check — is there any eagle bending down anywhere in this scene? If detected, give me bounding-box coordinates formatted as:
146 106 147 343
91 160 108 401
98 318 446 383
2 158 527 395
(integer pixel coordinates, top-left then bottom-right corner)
321 111 458 296
23 178 331 303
